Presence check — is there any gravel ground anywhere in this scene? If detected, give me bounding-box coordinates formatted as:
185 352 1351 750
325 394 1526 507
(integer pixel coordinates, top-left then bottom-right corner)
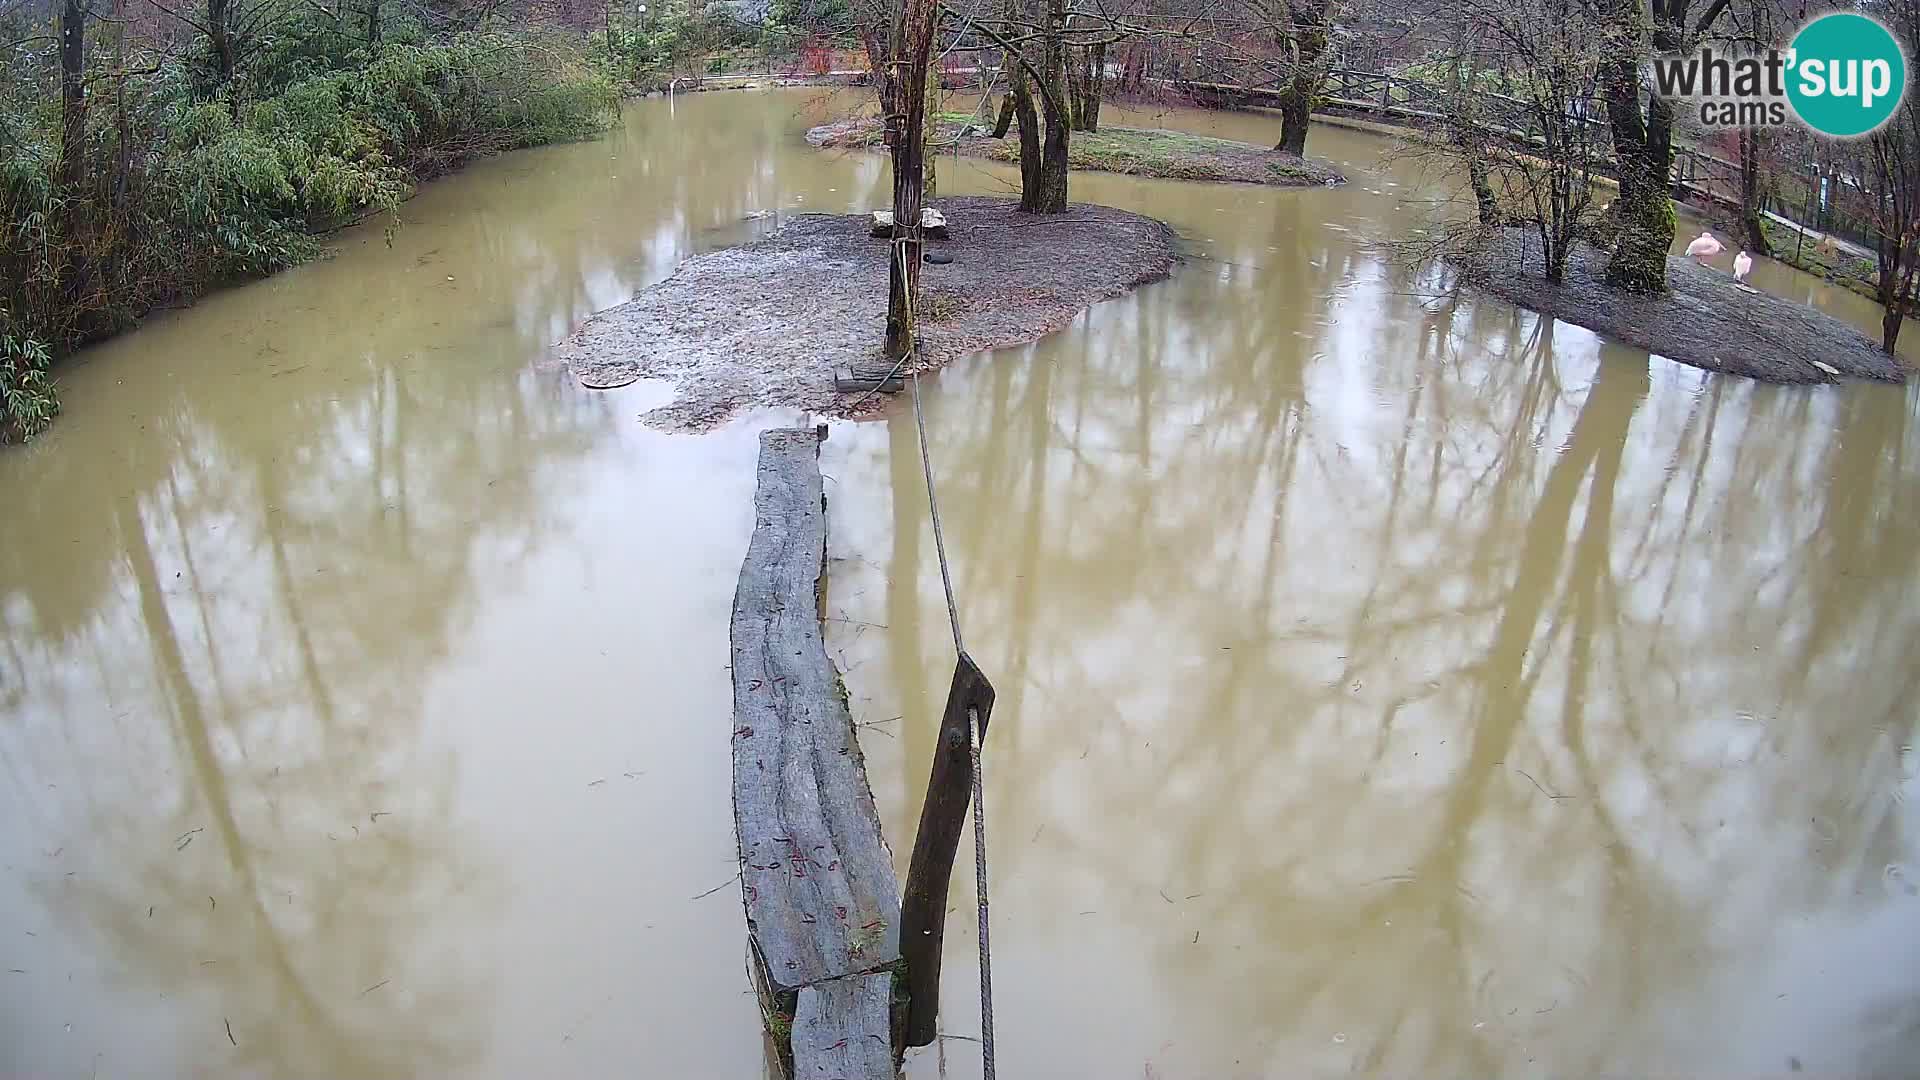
1458 229 1910 384
806 117 1346 188
556 196 1178 429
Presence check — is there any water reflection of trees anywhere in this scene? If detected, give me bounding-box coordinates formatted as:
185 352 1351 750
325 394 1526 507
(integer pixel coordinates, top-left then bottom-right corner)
0 89 898 1077
0 350 612 1075
830 263 1920 1076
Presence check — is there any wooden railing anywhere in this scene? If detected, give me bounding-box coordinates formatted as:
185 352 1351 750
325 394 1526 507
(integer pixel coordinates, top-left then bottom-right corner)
1174 68 1753 207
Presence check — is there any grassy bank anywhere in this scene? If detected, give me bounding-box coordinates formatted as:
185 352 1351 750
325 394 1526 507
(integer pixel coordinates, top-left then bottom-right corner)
1759 219 1884 301
808 112 1345 187
2 24 617 443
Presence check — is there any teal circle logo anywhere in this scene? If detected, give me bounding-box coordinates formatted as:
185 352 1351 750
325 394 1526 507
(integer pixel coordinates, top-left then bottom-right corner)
1787 13 1907 137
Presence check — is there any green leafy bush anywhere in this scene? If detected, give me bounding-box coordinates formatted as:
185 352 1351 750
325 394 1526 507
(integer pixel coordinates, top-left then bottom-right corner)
1 331 56 444
0 30 617 443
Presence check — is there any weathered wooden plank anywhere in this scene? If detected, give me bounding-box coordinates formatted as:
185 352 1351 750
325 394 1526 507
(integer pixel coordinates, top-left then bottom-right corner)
791 972 898 1079
834 365 905 394
899 653 996 1047
732 427 902 1001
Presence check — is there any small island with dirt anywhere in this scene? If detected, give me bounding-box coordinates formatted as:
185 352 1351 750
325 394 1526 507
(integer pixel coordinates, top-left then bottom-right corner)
806 113 1346 188
557 196 1177 428
1457 228 1910 384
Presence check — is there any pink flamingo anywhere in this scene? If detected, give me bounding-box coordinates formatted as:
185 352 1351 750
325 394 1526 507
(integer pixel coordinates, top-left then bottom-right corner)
1685 231 1724 263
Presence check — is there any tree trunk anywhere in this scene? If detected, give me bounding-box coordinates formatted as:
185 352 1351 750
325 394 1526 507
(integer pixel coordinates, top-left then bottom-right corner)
367 0 382 45
1067 45 1087 130
1600 0 1712 294
1876 231 1911 354
1035 108 1068 212
1738 127 1770 257
1277 91 1310 155
991 91 1014 137
207 0 235 87
1025 0 1069 213
1274 4 1328 156
1469 154 1498 228
1601 52 1673 293
1118 42 1145 94
1009 52 1042 209
1082 42 1104 132
857 16 897 149
923 73 938 197
57 0 89 322
58 0 87 192
1543 220 1568 285
884 0 936 360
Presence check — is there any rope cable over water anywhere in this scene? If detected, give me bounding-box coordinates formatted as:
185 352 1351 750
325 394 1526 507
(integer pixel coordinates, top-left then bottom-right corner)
891 236 997 1079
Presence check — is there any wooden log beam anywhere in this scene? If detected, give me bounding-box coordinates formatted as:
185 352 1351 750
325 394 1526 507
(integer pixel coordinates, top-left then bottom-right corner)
898 653 996 1047
834 363 907 395
731 426 902 1078
792 972 897 1077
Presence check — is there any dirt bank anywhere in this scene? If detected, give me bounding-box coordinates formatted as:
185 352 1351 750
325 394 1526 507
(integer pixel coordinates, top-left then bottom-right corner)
1457 229 1910 384
806 115 1346 188
556 196 1177 428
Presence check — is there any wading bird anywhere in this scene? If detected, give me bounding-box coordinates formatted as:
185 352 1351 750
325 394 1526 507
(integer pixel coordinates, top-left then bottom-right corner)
1686 231 1725 263
1734 251 1754 283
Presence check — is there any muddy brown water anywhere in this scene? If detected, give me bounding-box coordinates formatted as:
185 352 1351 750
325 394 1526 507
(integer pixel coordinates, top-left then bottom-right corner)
3 88 1917 1079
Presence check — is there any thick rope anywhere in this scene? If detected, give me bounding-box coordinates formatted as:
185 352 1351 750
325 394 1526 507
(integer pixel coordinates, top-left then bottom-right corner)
900 239 996 1076
965 700 995 1079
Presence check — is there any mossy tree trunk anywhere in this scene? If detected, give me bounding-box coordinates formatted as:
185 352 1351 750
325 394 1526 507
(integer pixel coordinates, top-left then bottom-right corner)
1274 0 1330 157
1469 154 1498 227
1030 0 1070 212
1601 38 1673 294
923 73 938 197
1009 48 1044 208
1599 0 1735 294
1442 62 1499 228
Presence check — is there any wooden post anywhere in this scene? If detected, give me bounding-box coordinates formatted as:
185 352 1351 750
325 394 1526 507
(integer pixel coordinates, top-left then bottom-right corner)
898 653 995 1047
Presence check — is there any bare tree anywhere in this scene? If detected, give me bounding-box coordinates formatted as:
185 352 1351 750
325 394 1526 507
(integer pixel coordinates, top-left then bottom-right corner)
1068 36 1106 129
1736 126 1771 256
1863 0 1920 353
1725 0 1785 257
1404 0 1612 283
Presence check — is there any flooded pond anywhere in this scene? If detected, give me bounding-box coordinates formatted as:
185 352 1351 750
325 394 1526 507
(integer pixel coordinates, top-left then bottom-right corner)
3 89 1918 1078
